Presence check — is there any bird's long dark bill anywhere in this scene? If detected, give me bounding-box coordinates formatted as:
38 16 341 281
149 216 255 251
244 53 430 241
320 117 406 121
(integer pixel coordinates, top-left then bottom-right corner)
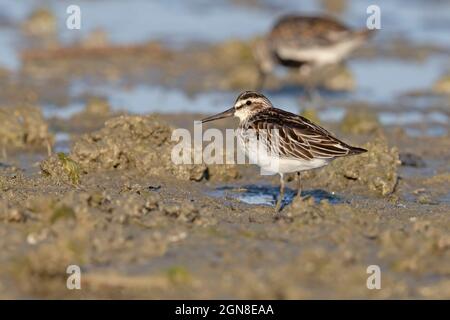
201 107 234 123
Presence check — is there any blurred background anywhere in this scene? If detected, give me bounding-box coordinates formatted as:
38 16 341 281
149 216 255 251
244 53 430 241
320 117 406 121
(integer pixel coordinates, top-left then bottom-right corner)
0 0 449 130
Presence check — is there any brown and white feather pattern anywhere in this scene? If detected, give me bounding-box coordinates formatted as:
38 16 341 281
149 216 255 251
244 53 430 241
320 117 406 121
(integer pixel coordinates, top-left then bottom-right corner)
269 15 353 49
239 108 365 161
264 15 373 69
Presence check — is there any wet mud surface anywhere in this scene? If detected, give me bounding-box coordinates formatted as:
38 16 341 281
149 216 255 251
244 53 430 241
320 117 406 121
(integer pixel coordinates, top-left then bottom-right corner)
1 107 449 299
0 2 450 299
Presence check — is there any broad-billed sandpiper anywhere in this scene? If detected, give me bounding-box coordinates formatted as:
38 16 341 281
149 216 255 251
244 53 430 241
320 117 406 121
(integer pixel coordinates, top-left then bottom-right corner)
254 14 373 90
202 91 367 211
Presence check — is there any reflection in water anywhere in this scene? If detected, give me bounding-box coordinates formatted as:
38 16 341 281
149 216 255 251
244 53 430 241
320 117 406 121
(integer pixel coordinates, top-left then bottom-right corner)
53 132 71 153
210 185 342 207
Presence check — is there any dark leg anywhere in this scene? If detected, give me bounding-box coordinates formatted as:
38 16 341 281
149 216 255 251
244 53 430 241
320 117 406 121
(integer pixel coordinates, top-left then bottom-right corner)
275 173 285 212
300 65 321 105
296 171 302 198
305 84 319 104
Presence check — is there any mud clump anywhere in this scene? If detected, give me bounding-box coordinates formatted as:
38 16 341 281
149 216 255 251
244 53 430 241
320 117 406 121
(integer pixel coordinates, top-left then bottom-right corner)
432 74 450 95
0 200 25 223
207 164 241 181
65 115 240 181
0 106 53 153
79 29 110 49
321 65 355 92
181 39 259 93
83 96 111 115
112 183 213 225
20 8 58 51
309 135 400 196
65 97 118 132
340 108 380 134
68 115 237 182
282 196 338 225
21 8 57 37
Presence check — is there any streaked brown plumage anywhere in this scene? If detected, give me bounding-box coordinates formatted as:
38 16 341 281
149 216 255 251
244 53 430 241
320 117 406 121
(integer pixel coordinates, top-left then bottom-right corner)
242 107 366 161
202 91 367 211
269 15 367 50
254 14 373 89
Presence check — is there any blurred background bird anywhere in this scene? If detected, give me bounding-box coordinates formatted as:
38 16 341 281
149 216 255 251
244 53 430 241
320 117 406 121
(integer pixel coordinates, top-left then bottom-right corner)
253 14 374 97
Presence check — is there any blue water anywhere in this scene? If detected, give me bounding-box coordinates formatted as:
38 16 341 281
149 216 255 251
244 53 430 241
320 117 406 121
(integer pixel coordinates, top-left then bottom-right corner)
210 185 342 207
1 0 449 49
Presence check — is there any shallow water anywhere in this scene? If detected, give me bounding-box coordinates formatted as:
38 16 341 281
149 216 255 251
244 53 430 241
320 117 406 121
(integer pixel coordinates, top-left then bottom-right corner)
3 0 450 47
350 56 450 103
210 185 342 208
53 132 71 153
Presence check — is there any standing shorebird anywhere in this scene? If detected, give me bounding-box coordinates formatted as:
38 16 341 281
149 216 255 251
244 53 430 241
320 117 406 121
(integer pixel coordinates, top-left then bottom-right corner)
254 14 373 91
202 91 367 211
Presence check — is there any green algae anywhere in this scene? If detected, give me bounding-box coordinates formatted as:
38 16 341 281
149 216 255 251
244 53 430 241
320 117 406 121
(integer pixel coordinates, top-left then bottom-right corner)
40 152 81 185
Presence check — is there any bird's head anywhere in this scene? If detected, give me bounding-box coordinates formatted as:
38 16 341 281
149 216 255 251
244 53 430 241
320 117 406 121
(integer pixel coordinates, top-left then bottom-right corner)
201 91 272 124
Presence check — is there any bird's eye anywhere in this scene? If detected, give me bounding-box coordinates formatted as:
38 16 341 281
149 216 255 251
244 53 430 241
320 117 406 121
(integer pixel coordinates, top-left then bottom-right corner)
246 100 252 106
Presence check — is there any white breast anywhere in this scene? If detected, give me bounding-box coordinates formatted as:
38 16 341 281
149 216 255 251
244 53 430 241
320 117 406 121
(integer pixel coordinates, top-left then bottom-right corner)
277 38 363 67
237 128 330 175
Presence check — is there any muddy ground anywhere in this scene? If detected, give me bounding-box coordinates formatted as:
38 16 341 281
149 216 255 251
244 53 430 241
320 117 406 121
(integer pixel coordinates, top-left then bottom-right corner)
0 6 449 299
1 105 449 299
